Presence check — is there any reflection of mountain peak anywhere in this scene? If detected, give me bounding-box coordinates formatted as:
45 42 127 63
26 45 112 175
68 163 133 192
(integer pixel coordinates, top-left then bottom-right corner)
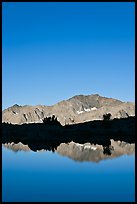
3 140 135 163
3 142 30 152
57 140 135 162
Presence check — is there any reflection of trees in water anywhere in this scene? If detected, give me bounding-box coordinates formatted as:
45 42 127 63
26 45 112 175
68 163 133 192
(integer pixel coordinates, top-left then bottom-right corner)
2 116 135 159
103 146 112 155
3 140 135 163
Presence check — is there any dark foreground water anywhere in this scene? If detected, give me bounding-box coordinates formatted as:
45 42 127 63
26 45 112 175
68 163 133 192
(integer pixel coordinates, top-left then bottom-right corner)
2 146 135 202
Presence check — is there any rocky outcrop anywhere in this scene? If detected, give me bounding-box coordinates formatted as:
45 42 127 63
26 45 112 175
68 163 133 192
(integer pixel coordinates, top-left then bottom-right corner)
2 94 135 125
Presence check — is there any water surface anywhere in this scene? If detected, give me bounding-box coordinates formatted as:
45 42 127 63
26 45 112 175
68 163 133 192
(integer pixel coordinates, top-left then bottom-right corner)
2 145 135 202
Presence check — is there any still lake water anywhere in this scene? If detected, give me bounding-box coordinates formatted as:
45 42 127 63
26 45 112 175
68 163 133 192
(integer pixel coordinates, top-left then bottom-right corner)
2 146 135 202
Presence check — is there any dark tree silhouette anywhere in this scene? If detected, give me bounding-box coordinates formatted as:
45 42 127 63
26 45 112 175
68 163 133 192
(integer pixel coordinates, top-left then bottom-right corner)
42 117 47 123
103 113 112 121
42 115 61 125
52 115 55 121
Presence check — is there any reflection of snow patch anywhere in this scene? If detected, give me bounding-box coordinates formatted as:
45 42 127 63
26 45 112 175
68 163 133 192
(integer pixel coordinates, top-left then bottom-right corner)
91 147 97 150
25 121 42 124
91 107 97 110
84 145 97 150
84 145 91 149
77 143 83 147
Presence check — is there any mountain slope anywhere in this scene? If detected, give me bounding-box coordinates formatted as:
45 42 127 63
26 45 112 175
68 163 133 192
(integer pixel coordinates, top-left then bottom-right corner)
2 94 135 125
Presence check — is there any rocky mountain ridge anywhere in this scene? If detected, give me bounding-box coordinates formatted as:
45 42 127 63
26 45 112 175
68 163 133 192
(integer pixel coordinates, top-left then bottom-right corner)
2 94 135 125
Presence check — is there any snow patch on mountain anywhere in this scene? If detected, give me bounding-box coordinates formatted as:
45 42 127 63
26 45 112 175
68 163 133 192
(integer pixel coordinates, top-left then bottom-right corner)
77 107 97 114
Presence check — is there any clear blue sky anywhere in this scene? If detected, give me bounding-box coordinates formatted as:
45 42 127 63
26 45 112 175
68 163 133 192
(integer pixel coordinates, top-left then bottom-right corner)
2 2 135 110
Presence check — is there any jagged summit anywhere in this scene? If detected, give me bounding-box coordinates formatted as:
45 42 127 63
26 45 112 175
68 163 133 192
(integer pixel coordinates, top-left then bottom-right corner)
2 94 135 125
13 104 20 107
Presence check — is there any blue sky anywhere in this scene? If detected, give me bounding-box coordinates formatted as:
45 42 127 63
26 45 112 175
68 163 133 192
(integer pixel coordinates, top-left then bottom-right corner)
2 2 135 110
